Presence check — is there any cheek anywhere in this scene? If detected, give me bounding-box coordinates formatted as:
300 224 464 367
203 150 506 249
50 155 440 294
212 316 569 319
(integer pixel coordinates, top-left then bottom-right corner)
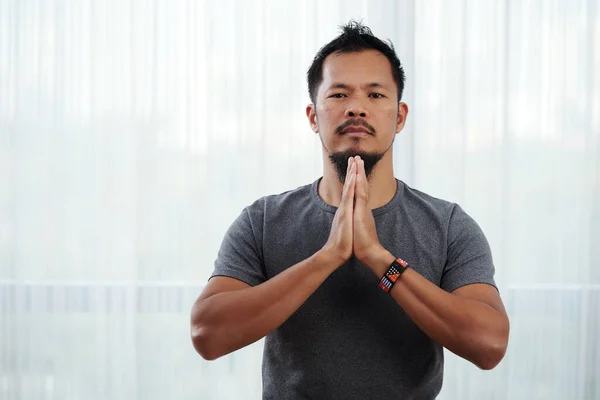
320 104 334 116
386 107 398 122
317 106 336 127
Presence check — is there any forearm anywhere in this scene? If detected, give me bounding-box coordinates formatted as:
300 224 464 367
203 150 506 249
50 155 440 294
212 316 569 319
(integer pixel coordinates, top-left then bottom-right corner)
191 250 340 360
364 248 509 370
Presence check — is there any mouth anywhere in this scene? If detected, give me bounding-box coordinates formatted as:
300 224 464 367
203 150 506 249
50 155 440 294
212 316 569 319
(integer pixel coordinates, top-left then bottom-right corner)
341 126 373 136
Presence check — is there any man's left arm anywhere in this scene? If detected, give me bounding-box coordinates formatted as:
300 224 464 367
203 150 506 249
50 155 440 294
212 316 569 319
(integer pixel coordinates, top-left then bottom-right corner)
362 249 509 370
352 156 509 370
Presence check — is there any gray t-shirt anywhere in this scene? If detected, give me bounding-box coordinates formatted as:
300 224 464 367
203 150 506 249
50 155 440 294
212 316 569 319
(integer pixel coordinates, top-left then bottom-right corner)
210 178 496 399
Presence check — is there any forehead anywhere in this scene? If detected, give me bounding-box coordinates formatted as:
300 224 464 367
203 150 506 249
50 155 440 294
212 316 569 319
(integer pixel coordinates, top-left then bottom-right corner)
319 50 394 90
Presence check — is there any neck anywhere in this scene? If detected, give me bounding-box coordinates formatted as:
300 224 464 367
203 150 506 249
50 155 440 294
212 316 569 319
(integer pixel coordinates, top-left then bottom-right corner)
318 150 397 209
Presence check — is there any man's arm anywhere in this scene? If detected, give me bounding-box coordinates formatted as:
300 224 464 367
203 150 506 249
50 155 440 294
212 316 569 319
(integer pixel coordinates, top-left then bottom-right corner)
351 156 509 370
363 249 509 370
191 157 358 360
191 249 341 360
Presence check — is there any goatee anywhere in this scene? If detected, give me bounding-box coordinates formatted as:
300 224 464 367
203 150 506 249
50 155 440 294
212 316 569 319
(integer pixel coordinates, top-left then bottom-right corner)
329 151 385 185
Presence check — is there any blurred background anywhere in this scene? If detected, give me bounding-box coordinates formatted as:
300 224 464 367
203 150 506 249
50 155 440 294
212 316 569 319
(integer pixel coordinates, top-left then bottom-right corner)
0 0 599 399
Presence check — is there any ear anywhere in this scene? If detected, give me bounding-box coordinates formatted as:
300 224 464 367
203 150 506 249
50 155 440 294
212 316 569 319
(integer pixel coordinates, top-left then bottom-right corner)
306 104 319 133
396 102 409 134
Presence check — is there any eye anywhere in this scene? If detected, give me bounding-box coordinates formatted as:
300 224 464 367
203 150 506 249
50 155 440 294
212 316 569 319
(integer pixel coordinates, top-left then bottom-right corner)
370 93 384 99
329 93 347 99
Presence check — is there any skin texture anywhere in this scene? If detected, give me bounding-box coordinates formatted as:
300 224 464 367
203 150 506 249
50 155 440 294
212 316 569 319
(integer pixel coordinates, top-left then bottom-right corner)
191 49 509 370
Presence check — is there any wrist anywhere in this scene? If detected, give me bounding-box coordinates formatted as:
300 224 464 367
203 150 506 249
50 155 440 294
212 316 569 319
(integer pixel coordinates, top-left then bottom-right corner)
360 245 396 277
316 247 347 270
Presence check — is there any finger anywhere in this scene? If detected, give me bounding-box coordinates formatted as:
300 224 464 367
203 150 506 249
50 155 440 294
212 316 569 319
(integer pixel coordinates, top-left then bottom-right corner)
357 157 366 179
354 159 368 207
341 158 354 196
339 158 352 201
341 161 356 209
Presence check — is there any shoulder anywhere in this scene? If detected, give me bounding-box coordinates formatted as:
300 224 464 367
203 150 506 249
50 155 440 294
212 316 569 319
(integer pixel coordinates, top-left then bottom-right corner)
397 181 484 238
244 181 316 221
398 181 457 220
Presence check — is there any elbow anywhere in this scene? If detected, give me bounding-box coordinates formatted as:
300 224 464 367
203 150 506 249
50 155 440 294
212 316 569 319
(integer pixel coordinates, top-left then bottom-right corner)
475 341 507 370
474 322 509 370
190 302 223 361
190 324 222 361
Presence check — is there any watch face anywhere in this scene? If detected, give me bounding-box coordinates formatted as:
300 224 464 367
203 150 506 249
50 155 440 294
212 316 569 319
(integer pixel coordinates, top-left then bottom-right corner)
386 266 400 282
380 259 409 292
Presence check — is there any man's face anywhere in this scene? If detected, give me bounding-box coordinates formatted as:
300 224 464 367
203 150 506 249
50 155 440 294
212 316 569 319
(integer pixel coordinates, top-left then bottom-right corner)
307 49 407 182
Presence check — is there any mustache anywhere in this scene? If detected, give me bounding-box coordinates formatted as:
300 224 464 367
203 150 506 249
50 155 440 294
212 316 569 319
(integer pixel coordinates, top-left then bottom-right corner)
335 118 376 135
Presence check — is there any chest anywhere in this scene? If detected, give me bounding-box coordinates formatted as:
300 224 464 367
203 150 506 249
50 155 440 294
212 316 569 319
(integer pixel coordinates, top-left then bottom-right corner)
261 210 447 287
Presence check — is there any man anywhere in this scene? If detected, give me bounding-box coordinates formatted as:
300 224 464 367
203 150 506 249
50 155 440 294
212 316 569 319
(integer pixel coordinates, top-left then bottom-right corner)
191 21 509 399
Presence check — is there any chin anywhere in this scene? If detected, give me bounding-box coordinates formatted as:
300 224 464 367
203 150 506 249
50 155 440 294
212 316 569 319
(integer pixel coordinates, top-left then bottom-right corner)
341 146 374 158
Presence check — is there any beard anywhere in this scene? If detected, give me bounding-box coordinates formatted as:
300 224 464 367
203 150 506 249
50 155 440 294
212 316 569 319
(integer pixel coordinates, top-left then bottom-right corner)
329 150 385 185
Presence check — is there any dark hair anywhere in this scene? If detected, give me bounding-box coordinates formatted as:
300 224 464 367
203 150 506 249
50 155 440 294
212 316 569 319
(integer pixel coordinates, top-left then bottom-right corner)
307 21 406 104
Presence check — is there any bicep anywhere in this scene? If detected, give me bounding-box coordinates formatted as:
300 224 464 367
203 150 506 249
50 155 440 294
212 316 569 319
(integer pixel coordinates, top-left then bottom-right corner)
198 276 251 302
442 205 497 292
452 283 507 317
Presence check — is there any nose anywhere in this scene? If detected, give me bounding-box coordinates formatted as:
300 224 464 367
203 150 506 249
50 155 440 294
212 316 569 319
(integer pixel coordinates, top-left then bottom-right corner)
345 105 367 118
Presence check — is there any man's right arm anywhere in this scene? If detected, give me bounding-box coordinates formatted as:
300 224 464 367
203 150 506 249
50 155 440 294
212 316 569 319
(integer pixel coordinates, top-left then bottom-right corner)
190 157 357 360
190 248 341 360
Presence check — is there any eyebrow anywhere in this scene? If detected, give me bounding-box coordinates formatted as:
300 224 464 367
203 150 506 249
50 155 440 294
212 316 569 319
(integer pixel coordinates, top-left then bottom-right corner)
327 82 389 91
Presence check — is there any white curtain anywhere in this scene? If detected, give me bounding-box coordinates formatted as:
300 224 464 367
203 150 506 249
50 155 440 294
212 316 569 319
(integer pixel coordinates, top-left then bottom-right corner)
1 0 598 398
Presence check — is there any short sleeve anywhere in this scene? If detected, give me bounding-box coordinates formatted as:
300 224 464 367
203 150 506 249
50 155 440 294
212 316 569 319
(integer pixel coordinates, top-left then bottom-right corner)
440 205 497 293
210 207 266 287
